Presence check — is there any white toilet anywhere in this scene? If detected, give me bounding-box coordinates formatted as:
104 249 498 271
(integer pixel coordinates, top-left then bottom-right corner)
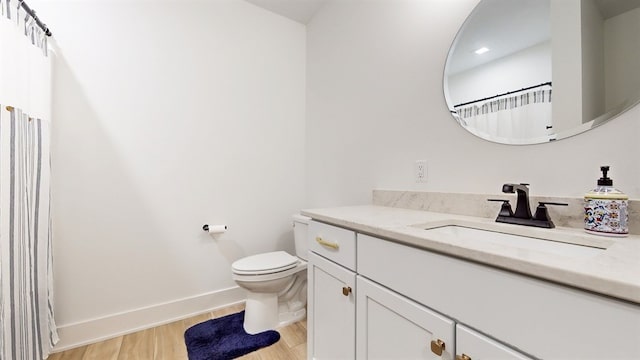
231 214 310 334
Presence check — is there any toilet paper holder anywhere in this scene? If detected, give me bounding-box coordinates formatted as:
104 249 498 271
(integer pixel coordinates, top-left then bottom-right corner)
202 224 228 232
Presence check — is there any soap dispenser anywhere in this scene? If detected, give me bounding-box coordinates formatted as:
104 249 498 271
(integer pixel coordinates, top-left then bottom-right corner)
584 166 628 236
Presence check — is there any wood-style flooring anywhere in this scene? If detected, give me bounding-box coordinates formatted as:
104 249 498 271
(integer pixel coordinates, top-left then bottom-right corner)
48 303 307 360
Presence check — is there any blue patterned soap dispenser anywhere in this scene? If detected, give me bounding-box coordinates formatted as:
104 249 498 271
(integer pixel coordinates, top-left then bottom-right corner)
584 166 628 237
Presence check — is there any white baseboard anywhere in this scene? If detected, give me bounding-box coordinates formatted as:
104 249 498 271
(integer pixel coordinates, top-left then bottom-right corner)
52 286 247 352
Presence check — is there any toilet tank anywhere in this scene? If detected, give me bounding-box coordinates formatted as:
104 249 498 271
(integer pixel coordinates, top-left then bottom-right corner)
292 214 311 261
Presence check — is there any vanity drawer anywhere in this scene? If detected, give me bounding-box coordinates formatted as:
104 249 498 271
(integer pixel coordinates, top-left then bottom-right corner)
308 220 356 271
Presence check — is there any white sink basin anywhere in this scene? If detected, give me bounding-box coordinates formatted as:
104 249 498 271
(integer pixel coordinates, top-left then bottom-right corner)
418 222 612 258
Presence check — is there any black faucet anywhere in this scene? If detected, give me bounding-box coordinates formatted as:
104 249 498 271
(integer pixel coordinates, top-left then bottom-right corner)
502 183 532 219
488 183 568 229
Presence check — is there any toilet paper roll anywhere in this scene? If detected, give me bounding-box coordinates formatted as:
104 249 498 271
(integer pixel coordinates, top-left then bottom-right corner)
203 224 228 234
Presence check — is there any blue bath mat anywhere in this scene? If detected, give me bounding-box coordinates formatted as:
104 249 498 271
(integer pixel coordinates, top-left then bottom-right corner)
184 311 280 360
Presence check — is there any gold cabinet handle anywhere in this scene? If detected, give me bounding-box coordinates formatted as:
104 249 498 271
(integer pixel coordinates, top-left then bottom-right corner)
316 236 339 250
456 354 471 360
342 286 352 296
430 339 446 356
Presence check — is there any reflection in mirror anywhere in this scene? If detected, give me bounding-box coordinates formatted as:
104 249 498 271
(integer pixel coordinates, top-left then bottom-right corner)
444 0 640 145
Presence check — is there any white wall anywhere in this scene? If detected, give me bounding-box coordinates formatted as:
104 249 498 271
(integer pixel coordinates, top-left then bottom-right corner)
605 7 640 111
550 0 583 133
32 0 306 348
581 0 605 123
448 41 551 107
306 0 640 208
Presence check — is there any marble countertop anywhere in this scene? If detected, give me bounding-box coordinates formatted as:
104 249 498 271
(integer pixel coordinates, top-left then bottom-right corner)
301 205 640 305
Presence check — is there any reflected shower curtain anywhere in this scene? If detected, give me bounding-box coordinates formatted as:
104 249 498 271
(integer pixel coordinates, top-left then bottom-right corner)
455 86 553 143
0 1 58 359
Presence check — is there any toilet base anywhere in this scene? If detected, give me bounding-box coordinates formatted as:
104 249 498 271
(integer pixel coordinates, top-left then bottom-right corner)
243 293 278 334
235 261 308 335
243 294 307 335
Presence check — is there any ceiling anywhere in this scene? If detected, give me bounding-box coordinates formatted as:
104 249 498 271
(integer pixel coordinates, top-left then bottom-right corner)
595 0 640 19
446 0 640 76
244 0 327 24
446 0 550 76
245 0 640 28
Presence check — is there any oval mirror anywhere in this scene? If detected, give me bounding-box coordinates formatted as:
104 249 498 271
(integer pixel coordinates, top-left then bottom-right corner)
443 0 640 145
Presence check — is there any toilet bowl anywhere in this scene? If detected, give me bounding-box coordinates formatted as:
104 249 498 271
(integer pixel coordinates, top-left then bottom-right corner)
231 215 310 334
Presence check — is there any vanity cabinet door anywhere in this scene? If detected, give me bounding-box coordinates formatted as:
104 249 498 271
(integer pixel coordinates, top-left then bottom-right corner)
456 324 532 360
308 252 356 360
356 277 455 360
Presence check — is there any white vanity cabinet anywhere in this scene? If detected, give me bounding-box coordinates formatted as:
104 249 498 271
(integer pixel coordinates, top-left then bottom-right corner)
455 324 532 360
356 234 533 360
307 220 640 359
307 221 357 359
356 276 455 359
358 233 640 359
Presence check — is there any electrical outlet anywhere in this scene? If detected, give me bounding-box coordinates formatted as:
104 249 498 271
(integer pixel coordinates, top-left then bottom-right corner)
415 160 427 183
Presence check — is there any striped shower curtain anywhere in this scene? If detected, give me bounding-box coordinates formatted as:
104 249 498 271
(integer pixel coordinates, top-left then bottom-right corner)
0 1 58 359
454 86 553 143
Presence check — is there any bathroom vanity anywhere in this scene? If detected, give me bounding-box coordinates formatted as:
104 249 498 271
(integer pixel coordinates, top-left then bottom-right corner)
303 205 640 359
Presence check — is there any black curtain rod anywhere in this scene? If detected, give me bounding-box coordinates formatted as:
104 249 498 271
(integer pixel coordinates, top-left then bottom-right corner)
453 81 551 108
18 0 52 36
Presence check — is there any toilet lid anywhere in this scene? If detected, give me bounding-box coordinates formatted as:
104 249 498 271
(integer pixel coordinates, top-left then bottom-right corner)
232 251 299 275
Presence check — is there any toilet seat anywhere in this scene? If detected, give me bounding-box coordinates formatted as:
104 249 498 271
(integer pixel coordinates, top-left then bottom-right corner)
232 251 299 275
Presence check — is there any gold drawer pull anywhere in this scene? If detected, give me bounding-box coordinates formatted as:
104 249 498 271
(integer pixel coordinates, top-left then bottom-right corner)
430 339 446 356
342 286 352 296
456 354 471 360
316 236 339 250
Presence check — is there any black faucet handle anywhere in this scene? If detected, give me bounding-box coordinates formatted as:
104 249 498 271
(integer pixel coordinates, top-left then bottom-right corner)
488 199 514 217
539 201 568 207
534 202 568 221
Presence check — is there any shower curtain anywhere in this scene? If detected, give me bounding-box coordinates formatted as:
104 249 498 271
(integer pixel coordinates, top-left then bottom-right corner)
0 1 58 359
455 86 553 143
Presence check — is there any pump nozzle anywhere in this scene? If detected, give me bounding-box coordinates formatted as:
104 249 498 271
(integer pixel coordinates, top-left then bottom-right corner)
598 165 613 186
